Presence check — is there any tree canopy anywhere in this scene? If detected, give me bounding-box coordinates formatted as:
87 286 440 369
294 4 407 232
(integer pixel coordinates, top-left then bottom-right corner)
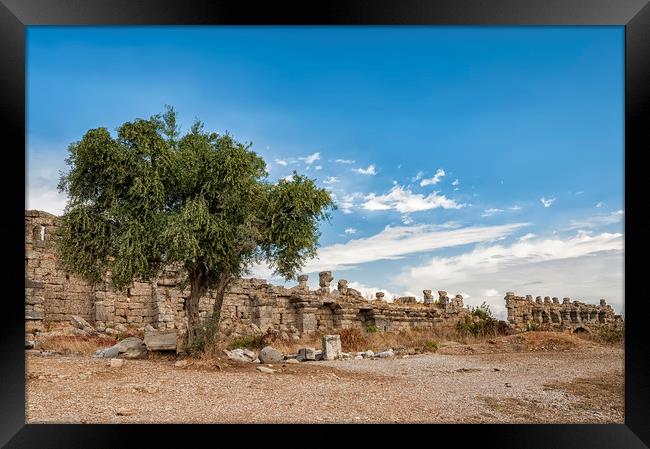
57 106 335 344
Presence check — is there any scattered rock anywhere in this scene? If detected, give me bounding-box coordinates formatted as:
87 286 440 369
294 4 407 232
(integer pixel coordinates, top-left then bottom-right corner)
298 347 317 362
25 340 35 349
109 358 125 368
224 348 257 363
505 383 512 388
70 315 93 330
174 360 189 368
144 324 156 333
104 328 117 335
285 358 299 364
70 328 89 337
115 324 128 333
363 350 375 358
116 408 133 416
256 366 276 374
259 346 283 364
291 335 300 342
375 349 394 358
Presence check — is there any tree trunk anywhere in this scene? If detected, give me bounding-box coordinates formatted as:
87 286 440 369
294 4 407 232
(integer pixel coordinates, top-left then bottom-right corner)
186 267 207 348
211 272 232 325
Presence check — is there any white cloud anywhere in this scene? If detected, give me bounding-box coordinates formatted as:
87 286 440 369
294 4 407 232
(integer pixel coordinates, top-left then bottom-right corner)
281 175 294 181
335 159 355 164
299 222 528 273
339 192 364 214
596 202 604 208
353 164 377 175
314 165 322 171
519 233 536 241
566 210 624 230
483 289 499 297
412 171 424 182
452 179 460 186
274 158 289 166
482 208 505 217
396 231 624 319
420 168 446 187
26 188 67 216
362 185 464 213
344 228 357 235
300 152 321 165
540 197 556 208
323 176 339 185
401 215 413 225
510 205 522 211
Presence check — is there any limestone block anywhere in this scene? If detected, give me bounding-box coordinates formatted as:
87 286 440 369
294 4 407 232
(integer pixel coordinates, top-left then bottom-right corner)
144 330 178 351
322 335 342 361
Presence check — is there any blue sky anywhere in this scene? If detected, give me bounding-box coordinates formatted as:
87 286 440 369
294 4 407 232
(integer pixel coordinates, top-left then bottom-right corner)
26 26 624 318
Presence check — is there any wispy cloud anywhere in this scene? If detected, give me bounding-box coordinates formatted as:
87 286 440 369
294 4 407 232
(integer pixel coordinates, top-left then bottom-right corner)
412 171 424 182
335 159 355 164
363 185 464 213
481 208 505 217
314 165 322 171
274 158 289 166
323 176 339 185
339 192 364 214
298 222 528 273
397 231 624 319
344 228 357 235
596 201 604 208
540 197 556 208
452 178 460 186
565 210 624 230
299 152 321 165
510 205 522 211
353 164 377 175
420 168 446 187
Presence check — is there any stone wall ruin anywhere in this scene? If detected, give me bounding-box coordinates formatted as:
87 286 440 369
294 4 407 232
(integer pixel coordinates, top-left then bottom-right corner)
25 210 623 337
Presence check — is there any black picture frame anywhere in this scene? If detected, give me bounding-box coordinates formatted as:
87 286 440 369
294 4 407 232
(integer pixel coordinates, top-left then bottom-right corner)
1 0 648 447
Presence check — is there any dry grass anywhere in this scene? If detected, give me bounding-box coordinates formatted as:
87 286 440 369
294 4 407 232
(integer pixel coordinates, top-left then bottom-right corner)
543 373 625 415
38 335 118 356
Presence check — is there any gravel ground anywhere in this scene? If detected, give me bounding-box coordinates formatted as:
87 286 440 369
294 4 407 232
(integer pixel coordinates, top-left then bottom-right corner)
26 343 623 424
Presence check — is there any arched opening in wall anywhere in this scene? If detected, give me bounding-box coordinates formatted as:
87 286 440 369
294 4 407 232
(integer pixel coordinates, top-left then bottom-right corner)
541 311 551 324
551 311 561 323
573 327 589 334
570 310 579 323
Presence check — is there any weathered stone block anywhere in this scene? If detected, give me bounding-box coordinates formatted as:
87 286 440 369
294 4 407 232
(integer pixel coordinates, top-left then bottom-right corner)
144 330 178 351
322 335 342 360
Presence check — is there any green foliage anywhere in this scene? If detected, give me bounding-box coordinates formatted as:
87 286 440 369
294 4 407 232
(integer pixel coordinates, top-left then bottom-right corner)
57 106 334 286
187 315 222 355
365 324 379 333
598 325 624 343
423 340 438 352
456 310 498 338
527 321 541 332
471 301 493 320
227 335 265 350
57 107 335 343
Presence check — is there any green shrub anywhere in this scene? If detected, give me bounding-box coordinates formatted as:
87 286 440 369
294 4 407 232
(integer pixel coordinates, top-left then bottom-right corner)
423 340 438 352
366 324 379 333
227 335 265 350
527 321 541 332
598 325 624 343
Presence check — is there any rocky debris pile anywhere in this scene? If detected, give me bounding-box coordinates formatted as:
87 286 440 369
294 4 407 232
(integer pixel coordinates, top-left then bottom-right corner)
94 337 147 359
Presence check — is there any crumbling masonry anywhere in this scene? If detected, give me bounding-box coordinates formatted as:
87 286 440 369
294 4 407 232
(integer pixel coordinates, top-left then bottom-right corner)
25 210 622 337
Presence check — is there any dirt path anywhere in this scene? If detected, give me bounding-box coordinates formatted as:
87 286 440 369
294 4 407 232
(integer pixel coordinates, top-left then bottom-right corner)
26 344 623 423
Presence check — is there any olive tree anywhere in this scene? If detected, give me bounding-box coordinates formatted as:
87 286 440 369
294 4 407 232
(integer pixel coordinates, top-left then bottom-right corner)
57 107 335 347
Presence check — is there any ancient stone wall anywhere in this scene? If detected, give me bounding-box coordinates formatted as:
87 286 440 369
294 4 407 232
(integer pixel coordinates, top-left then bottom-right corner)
504 292 623 333
25 211 469 336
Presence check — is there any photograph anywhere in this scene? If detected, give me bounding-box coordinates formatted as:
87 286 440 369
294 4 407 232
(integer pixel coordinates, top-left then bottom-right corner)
24 25 626 424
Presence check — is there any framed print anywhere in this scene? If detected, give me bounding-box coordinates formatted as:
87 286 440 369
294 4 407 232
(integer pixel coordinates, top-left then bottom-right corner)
1 0 648 447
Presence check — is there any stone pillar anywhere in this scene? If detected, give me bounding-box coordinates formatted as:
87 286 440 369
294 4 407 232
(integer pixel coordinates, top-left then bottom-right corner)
322 335 342 360
423 290 434 304
375 292 385 301
337 279 348 295
297 274 309 290
438 290 450 307
319 271 333 294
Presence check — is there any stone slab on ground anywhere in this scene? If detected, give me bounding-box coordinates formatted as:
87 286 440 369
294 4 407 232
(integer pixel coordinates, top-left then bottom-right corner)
144 330 178 351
